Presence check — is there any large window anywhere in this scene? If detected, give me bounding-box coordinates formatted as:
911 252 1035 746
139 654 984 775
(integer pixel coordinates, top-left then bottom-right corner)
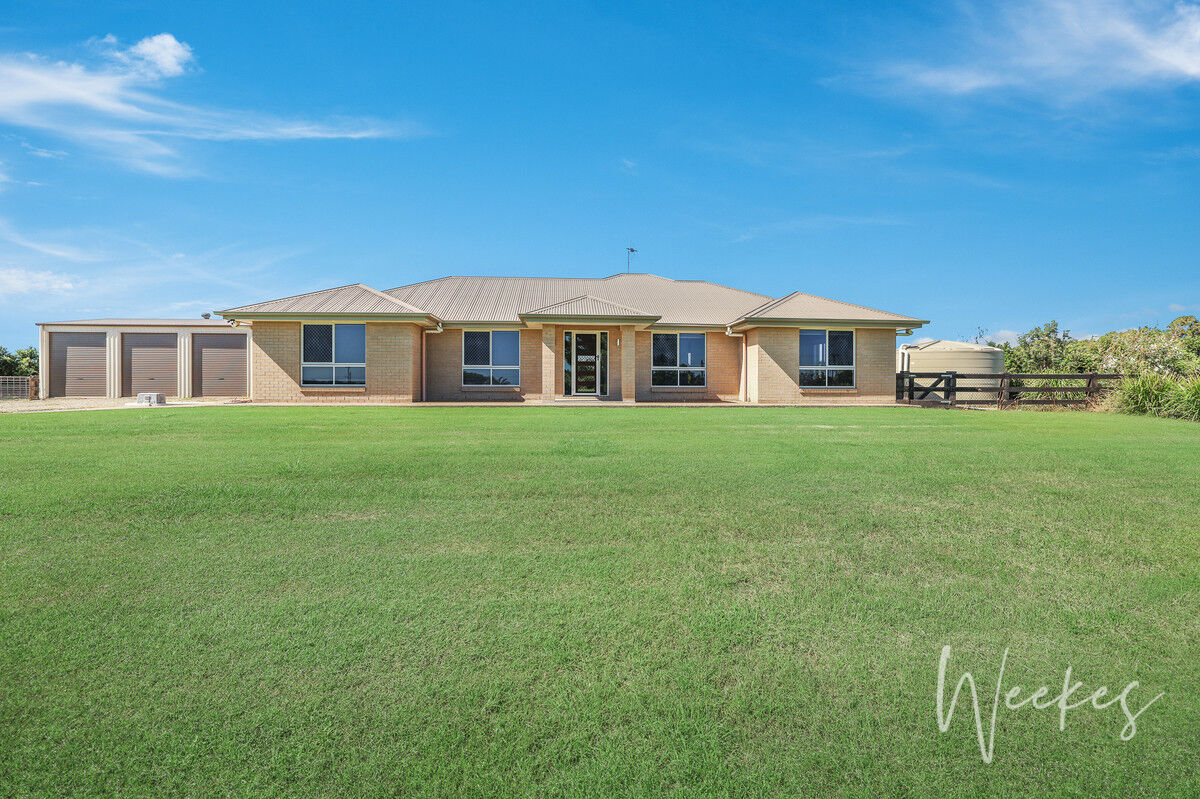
798 329 854 387
302 323 365 385
463 330 520 386
651 332 706 386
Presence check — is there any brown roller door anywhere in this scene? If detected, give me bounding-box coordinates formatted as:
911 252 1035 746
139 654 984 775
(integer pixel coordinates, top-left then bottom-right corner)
192 334 247 396
49 333 107 397
122 333 178 396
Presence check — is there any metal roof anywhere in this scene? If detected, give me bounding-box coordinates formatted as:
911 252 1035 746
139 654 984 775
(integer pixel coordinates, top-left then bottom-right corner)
38 318 233 327
209 273 924 329
386 273 771 325
901 339 1000 352
522 294 658 318
220 283 428 316
736 291 927 326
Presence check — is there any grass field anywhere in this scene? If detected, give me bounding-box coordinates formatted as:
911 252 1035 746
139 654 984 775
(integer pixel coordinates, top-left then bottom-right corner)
2 406 1198 796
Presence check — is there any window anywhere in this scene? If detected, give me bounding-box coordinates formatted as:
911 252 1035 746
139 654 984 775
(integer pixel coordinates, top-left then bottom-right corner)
463 330 520 386
302 324 365 386
798 329 854 387
651 332 706 387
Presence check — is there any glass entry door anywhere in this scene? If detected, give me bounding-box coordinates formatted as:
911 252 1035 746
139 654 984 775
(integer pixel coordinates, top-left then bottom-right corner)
573 333 598 394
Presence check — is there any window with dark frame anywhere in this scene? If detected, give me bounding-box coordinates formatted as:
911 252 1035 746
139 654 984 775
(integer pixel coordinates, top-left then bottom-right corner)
651 332 706 387
301 323 366 386
463 330 521 386
798 329 855 387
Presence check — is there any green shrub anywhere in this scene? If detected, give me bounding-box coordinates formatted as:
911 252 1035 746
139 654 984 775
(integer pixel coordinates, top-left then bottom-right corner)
1175 375 1200 422
1110 373 1200 421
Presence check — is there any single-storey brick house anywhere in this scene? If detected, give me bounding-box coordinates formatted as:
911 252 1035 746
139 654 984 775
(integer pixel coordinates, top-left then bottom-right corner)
37 273 926 402
219 273 926 403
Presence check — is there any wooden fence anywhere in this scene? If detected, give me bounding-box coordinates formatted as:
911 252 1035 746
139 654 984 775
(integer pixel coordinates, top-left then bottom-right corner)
896 371 1122 407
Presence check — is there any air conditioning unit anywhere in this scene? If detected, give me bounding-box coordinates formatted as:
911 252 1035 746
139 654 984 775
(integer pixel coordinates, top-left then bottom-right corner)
136 392 167 406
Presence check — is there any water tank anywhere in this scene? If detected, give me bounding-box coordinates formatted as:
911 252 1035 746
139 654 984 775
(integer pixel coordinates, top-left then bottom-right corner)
897 340 1004 400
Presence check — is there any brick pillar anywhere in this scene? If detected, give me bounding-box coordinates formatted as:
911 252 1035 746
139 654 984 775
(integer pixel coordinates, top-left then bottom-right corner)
540 324 556 402
620 325 636 403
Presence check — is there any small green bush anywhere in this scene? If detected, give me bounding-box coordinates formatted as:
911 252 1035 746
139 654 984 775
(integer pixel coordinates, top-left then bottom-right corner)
1175 375 1200 422
1110 373 1200 421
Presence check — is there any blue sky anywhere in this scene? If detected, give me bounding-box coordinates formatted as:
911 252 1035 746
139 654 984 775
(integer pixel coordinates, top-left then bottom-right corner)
1 0 1198 348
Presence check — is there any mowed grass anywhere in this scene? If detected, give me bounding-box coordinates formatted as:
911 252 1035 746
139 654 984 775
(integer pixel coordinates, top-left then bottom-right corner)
1 407 1198 797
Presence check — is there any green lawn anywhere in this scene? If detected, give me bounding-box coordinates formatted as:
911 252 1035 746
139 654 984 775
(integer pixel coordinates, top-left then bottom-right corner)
2 407 1198 797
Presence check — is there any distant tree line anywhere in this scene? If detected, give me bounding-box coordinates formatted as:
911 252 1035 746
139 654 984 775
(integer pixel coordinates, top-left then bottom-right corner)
0 346 39 377
988 316 1200 377
984 316 1200 422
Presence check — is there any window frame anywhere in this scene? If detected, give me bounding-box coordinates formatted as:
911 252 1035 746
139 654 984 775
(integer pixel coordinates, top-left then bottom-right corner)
461 329 522 387
797 328 856 389
300 323 366 387
651 331 707 388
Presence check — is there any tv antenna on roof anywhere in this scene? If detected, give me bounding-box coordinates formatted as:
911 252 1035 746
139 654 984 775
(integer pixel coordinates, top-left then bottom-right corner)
625 247 638 272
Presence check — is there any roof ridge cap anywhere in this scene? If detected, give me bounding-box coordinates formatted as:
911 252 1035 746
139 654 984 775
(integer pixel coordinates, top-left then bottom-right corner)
218 282 366 314
355 283 430 314
523 293 653 316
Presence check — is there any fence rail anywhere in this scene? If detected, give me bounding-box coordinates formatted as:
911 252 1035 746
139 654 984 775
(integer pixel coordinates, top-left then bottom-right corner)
0 375 35 400
896 371 1122 407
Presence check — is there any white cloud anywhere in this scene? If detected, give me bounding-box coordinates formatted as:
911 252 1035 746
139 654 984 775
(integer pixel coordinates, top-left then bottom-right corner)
0 266 75 297
21 141 67 158
890 0 1200 98
114 33 194 77
0 218 308 324
0 218 98 261
0 33 420 175
1168 302 1188 312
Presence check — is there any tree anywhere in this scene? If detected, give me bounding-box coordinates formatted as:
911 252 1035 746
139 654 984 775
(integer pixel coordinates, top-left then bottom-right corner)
14 346 38 376
1167 315 1200 357
0 346 38 377
994 321 1078 373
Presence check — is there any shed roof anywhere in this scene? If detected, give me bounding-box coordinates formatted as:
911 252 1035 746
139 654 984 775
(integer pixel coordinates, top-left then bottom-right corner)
901 339 1001 352
38 318 233 327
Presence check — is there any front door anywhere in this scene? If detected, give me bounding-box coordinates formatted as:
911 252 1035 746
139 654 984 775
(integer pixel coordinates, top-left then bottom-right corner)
573 333 599 394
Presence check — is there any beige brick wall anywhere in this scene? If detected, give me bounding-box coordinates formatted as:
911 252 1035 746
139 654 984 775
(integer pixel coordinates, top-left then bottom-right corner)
747 326 896 403
250 320 421 402
249 320 896 404
748 327 801 403
854 328 897 396
634 331 741 402
425 328 542 402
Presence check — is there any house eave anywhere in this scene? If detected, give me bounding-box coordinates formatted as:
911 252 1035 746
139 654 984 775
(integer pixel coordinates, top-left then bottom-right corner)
517 313 661 329
217 311 442 328
728 318 929 332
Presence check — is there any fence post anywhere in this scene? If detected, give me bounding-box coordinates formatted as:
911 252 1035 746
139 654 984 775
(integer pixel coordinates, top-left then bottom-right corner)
944 371 956 405
906 372 915 403
28 375 38 401
896 370 905 402
998 372 1010 408
1086 372 1098 405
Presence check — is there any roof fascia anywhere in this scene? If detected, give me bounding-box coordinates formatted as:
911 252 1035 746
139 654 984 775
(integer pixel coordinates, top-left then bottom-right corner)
217 312 442 328
729 318 928 332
